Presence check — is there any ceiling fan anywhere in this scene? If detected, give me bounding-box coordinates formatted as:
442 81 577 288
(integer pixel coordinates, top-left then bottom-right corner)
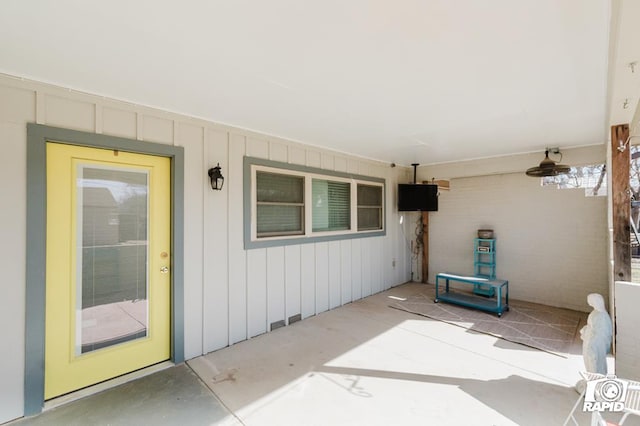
525 149 571 177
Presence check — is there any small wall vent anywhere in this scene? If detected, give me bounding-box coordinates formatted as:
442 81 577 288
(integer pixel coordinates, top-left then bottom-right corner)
288 314 302 325
270 320 286 331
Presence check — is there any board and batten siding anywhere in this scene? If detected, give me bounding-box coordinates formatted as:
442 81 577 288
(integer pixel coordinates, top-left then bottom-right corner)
0 74 412 423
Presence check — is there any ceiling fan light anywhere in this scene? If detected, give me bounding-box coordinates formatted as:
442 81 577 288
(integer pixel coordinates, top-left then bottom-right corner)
525 150 570 177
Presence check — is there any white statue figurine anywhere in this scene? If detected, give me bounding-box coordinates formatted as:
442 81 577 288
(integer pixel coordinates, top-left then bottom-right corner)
580 293 612 375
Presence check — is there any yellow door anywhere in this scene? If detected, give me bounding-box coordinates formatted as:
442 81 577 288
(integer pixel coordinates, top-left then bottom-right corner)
45 143 171 399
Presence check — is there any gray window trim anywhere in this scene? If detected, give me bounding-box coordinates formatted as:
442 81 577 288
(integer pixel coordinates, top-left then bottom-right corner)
244 156 386 249
25 123 184 415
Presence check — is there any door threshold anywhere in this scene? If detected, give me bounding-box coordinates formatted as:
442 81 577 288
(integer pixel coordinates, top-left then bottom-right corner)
43 360 174 411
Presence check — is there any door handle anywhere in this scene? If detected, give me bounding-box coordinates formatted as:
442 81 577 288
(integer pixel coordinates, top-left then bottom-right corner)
160 266 169 274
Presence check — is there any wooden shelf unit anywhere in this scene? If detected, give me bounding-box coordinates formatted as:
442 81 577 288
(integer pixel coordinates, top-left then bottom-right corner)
435 272 509 317
473 238 496 296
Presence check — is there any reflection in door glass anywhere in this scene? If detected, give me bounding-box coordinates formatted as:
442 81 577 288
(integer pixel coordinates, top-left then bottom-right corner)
77 166 149 355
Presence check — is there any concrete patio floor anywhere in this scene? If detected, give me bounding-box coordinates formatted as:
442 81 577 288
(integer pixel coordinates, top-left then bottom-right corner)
10 282 633 425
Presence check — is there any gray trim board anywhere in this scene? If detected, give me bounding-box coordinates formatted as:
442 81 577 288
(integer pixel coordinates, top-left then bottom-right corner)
25 124 185 414
25 128 47 415
244 156 386 249
170 149 185 364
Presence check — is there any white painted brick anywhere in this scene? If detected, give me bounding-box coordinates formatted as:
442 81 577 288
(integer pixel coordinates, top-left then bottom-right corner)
429 172 607 312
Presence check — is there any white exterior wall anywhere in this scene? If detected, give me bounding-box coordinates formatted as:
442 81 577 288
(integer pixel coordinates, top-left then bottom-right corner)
0 75 412 423
614 281 640 381
421 155 608 312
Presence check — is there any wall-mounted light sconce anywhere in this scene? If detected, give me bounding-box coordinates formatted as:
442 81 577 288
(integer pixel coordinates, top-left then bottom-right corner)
208 163 224 190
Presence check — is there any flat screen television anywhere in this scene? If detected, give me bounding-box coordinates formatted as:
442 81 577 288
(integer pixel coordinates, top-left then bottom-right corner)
397 184 438 211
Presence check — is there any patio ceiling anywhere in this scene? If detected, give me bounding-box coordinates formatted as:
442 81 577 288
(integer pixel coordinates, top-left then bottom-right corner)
0 1 638 166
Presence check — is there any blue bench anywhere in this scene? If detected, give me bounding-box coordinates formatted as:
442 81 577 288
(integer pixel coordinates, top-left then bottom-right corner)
435 272 509 317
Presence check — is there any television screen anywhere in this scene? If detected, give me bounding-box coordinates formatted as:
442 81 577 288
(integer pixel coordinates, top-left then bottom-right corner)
397 184 438 211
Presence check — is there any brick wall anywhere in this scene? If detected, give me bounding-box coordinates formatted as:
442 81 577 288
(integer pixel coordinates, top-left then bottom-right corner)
426 171 608 312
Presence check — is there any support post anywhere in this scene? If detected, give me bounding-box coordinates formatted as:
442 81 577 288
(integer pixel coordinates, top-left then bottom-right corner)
422 211 429 283
612 124 631 281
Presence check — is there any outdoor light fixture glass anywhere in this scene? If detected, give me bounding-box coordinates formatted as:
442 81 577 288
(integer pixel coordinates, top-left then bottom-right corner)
208 163 224 190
